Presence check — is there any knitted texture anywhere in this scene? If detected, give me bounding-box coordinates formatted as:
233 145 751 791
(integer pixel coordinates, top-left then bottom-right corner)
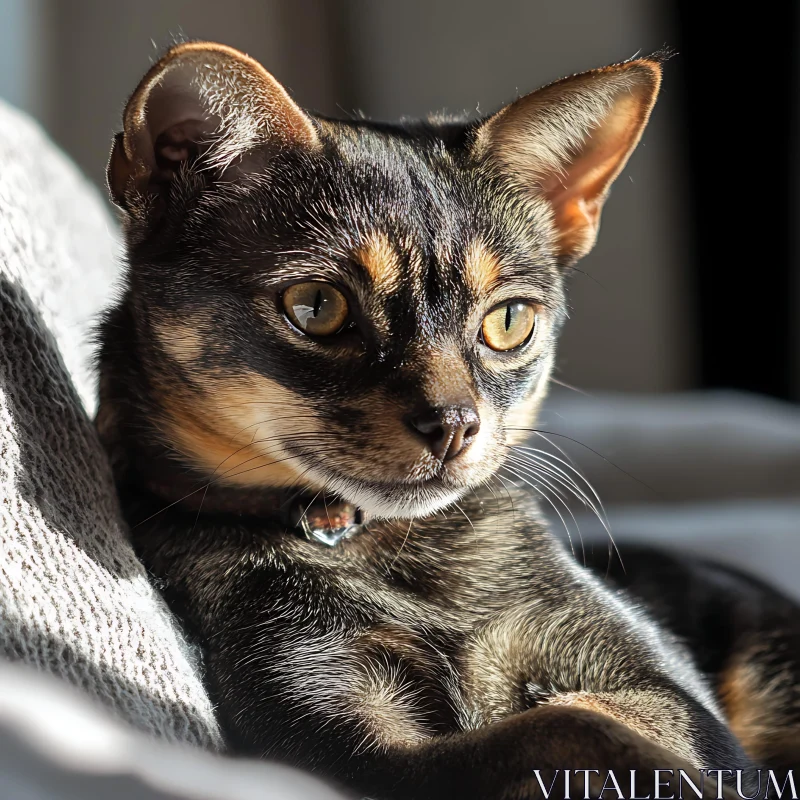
0 99 222 749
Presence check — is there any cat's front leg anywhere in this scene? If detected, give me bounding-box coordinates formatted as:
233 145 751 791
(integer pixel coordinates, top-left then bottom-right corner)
211 622 747 800
454 597 754 789
353 703 730 800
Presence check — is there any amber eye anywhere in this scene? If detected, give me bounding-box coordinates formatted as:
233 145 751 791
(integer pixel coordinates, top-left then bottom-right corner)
282 282 349 336
481 302 536 351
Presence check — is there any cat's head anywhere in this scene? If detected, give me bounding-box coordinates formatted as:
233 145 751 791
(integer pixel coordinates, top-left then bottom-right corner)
105 42 661 519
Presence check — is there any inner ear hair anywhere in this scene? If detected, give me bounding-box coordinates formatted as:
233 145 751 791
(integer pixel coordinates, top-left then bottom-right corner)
473 54 665 265
107 41 319 211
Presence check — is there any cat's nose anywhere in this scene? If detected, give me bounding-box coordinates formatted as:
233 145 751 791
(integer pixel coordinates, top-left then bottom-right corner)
407 405 481 462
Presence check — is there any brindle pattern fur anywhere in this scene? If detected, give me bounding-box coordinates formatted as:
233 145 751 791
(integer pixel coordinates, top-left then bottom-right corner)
97 43 800 799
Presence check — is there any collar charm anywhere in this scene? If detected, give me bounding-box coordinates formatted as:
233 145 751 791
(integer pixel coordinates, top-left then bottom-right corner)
289 501 365 546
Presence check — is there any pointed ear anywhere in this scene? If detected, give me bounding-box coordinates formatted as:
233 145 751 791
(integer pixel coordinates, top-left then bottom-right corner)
107 41 319 211
473 56 663 265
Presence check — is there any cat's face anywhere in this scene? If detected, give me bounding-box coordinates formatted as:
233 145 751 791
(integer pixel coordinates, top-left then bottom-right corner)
108 42 661 518
124 131 566 517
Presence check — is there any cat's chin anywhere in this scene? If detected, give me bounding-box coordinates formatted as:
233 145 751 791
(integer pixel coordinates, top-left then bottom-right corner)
305 467 467 520
355 488 465 520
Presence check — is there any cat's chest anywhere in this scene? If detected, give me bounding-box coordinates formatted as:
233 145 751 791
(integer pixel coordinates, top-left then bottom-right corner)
204 522 580 738
158 509 591 749
291 522 542 627
191 505 561 650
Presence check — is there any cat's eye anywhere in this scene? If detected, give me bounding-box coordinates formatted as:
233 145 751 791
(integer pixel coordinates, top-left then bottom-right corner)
282 282 349 337
481 302 536 351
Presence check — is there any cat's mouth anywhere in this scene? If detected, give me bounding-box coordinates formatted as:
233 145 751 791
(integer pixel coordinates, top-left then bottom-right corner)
277 433 494 519
279 469 468 544
297 464 468 520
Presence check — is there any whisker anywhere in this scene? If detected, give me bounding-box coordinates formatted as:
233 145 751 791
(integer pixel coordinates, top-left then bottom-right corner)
471 483 501 542
280 467 322 510
508 450 604 528
206 430 338 486
386 519 413 574
300 489 323 522
524 432 605 556
482 476 501 519
215 447 328 486
222 414 326 445
190 484 211 537
507 450 616 572
452 501 478 543
506 427 660 499
499 465 579 560
493 473 518 530
512 444 609 525
548 377 591 396
321 487 332 525
529 430 583 481
502 458 585 565
215 400 311 410
506 429 643 575
506 454 573 505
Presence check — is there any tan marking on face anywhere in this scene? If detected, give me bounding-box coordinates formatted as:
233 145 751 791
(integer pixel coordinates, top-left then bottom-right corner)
318 385 500 497
155 370 321 488
463 239 502 296
386 347 502 485
324 390 441 484
355 232 402 293
153 318 206 364
404 238 426 298
367 346 505 487
719 653 800 766
335 392 440 483
152 329 511 510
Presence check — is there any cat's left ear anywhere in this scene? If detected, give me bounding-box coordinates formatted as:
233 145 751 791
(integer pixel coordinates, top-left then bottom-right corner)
472 56 663 265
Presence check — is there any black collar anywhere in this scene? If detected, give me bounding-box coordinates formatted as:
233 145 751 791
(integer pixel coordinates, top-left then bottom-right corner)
143 471 367 546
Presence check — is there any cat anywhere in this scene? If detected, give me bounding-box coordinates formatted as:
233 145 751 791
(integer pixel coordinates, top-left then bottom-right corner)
97 42 800 799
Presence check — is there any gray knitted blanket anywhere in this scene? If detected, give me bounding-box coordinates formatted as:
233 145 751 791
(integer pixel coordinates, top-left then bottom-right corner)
0 98 222 749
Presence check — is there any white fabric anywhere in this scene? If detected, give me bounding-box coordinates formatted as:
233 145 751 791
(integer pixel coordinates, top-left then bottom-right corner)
0 98 222 748
0 661 346 800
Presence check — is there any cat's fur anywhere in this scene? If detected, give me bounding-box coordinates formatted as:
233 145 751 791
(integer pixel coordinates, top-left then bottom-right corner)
97 42 800 798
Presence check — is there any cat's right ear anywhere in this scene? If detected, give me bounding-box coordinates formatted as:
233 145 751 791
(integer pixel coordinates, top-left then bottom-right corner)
107 41 319 213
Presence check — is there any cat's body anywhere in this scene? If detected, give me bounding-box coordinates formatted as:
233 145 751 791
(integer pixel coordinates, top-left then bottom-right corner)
98 42 800 798
121 476 749 790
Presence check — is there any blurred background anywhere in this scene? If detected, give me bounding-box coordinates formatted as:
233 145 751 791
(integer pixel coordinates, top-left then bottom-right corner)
2 0 799 593
2 0 797 399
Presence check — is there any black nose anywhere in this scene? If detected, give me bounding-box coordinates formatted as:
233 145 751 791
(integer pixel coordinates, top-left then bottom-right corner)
407 405 481 462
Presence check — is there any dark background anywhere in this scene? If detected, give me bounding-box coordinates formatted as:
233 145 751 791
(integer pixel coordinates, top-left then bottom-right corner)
3 0 796 400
